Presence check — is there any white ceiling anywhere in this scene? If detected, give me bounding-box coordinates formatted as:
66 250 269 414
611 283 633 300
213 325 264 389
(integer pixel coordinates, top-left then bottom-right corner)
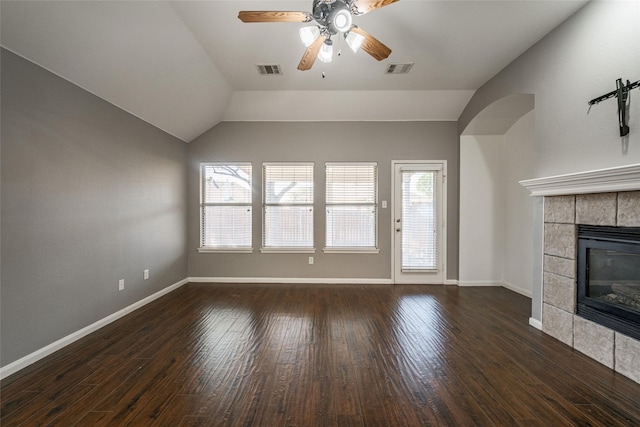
1 0 588 142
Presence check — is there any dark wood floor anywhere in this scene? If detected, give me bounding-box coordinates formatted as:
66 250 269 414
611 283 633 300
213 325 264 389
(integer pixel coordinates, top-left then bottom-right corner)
2 283 640 426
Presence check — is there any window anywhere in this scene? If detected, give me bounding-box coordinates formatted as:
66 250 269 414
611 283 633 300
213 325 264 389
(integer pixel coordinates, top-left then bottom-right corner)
200 163 252 252
325 162 378 251
262 163 314 251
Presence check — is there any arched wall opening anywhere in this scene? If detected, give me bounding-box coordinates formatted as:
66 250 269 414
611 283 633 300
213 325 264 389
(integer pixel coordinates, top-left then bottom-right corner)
459 94 537 306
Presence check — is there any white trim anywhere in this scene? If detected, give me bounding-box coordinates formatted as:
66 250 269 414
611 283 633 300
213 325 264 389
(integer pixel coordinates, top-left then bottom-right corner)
260 248 316 254
444 279 458 285
457 281 502 287
458 280 532 297
501 281 533 298
0 278 189 380
323 248 380 254
325 161 378 167
263 161 315 167
198 248 253 254
529 317 543 330
520 163 640 196
188 277 393 285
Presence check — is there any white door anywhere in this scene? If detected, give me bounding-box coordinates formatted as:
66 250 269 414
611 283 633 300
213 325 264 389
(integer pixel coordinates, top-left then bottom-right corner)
392 161 446 284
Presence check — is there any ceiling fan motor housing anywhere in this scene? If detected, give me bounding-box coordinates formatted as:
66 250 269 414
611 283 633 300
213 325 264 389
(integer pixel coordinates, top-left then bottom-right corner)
313 0 353 35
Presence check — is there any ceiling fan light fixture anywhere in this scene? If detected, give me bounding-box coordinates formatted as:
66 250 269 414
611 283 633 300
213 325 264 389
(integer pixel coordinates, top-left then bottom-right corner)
317 39 333 63
332 9 352 33
299 25 320 47
345 31 365 53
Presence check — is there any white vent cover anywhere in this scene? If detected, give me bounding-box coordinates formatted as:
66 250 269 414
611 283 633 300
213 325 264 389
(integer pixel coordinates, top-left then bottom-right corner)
256 64 283 76
385 63 414 75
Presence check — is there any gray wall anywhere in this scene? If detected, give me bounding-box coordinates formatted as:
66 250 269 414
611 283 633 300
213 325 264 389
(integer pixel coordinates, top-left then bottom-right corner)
188 121 459 281
459 0 640 178
1 49 188 366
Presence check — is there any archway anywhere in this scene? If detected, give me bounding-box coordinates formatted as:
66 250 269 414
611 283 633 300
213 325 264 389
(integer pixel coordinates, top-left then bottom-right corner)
458 94 537 309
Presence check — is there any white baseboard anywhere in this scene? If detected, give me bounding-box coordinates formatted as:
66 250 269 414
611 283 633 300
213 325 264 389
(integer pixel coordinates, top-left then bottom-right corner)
529 317 543 330
457 281 502 287
0 278 189 380
189 277 393 285
191 277 459 286
501 281 533 298
457 280 532 298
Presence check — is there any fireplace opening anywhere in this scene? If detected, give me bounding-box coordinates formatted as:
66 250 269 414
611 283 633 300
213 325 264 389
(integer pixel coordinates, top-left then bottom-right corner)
577 225 640 340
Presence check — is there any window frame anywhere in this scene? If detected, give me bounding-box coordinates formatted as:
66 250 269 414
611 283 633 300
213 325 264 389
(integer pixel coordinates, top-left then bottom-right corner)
324 161 379 254
261 162 316 253
198 162 253 253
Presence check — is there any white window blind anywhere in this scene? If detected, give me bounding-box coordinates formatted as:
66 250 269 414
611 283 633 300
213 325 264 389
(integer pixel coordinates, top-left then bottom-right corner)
263 163 314 249
401 170 437 270
326 162 377 249
200 163 252 249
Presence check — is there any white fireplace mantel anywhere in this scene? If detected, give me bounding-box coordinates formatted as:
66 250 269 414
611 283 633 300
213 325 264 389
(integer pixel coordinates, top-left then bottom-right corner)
520 164 640 196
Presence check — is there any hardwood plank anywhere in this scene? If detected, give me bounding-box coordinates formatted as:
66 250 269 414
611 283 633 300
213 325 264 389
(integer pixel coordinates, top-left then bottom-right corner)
44 358 150 427
7 384 95 426
73 410 114 425
0 390 39 421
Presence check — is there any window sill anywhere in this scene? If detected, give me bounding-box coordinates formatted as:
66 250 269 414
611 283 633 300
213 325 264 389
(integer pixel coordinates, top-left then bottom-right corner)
260 248 316 254
197 248 253 254
323 248 380 254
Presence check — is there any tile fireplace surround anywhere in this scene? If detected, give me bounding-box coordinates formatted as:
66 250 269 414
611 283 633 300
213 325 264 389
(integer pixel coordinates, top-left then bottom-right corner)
521 164 640 385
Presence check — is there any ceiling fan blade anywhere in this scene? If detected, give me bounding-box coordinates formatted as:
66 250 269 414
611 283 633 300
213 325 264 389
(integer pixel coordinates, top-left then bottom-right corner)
238 11 312 23
351 27 391 61
352 0 400 15
297 35 327 71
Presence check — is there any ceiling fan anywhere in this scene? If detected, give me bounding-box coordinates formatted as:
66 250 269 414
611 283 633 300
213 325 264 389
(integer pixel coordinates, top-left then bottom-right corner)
238 0 399 71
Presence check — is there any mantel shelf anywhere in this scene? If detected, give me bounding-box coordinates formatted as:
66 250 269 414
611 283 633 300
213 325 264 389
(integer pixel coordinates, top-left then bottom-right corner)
520 164 640 196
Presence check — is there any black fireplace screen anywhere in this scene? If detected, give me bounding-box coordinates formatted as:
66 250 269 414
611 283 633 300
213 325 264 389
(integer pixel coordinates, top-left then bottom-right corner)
587 248 640 311
577 225 640 340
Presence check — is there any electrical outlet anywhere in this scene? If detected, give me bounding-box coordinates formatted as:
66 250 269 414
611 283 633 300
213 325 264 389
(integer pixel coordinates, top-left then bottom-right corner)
144 269 149 280
309 256 314 265
118 279 125 291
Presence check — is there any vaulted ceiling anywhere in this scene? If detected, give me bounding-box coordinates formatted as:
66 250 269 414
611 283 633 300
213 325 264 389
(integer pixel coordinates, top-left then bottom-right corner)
1 1 588 142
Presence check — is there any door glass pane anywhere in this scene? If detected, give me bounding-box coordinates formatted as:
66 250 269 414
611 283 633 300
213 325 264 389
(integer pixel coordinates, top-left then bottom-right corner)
402 171 437 270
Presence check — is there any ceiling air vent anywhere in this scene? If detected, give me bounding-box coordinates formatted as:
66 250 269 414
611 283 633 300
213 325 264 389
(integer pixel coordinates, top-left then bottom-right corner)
385 62 414 75
256 64 283 76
